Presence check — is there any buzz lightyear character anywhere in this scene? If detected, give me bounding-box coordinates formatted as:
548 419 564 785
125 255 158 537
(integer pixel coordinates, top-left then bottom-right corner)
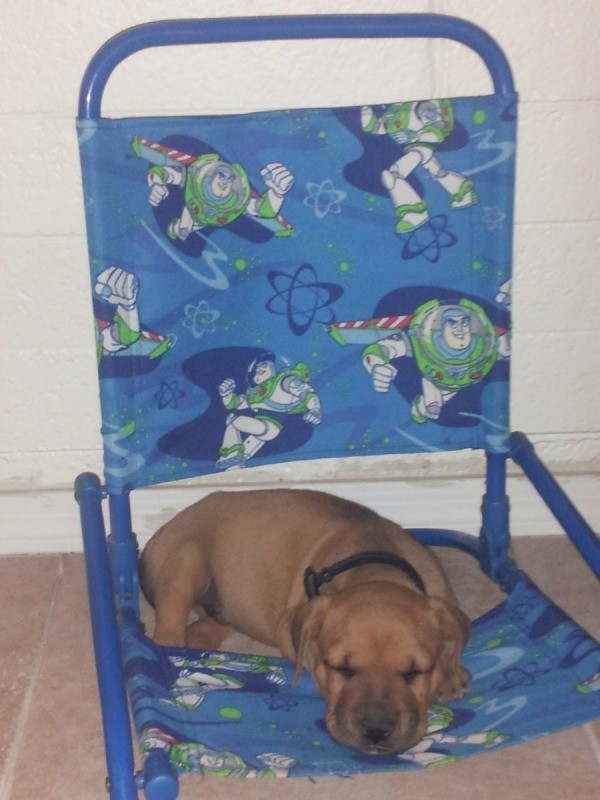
94 266 171 362
132 137 295 241
170 743 249 776
495 279 512 309
256 752 296 777
217 354 322 469
171 742 295 778
163 670 244 711
363 299 509 423
329 298 508 424
139 727 178 758
361 100 477 233
575 670 600 694
400 703 509 768
170 653 286 685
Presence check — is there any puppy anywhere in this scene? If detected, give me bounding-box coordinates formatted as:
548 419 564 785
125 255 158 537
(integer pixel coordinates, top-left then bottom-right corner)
140 488 471 755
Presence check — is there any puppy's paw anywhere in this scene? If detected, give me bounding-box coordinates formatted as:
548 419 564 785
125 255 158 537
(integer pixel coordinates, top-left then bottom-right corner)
436 666 471 702
153 630 186 648
184 617 235 650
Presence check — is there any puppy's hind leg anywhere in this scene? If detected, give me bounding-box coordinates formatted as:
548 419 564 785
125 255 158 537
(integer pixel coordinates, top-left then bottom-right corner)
151 542 210 648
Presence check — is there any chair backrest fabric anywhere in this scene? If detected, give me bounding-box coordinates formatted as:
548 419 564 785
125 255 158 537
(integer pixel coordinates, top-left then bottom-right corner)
77 91 517 491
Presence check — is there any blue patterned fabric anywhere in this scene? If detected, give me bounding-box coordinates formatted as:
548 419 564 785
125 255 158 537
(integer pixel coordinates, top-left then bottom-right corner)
121 576 600 778
77 93 517 491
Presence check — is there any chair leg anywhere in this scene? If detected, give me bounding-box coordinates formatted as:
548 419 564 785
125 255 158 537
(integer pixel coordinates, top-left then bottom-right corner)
509 432 600 579
75 473 139 800
480 452 519 588
108 491 140 614
107 491 180 799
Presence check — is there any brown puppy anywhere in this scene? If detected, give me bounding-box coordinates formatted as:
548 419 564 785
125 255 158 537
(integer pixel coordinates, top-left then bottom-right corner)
140 488 471 755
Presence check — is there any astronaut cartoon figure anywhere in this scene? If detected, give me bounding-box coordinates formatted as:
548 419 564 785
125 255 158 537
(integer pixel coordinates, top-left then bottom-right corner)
329 297 509 424
575 669 600 694
170 743 295 778
495 279 512 309
400 703 509 768
162 670 244 712
139 728 295 778
170 653 286 686
139 727 178 759
132 137 295 241
217 354 322 469
94 266 171 363
361 100 478 234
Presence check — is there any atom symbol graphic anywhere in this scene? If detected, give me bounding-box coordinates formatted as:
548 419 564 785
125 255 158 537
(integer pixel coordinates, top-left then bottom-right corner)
482 205 507 231
495 662 551 691
304 179 347 219
266 263 343 336
154 380 185 410
401 214 457 263
263 695 300 712
183 300 220 339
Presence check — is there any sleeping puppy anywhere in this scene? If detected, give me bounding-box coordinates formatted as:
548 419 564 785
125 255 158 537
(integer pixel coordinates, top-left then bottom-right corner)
140 488 471 755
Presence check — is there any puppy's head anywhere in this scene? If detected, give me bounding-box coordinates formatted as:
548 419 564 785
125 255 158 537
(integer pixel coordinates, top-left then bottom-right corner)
290 581 470 755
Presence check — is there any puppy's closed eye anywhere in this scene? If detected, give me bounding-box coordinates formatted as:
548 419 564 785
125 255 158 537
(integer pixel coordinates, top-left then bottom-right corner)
325 660 357 680
400 664 433 683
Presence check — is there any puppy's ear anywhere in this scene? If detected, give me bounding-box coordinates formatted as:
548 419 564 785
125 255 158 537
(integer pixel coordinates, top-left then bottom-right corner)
287 597 330 686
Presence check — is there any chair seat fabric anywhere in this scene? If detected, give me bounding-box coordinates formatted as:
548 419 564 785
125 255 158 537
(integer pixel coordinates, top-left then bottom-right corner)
122 575 600 778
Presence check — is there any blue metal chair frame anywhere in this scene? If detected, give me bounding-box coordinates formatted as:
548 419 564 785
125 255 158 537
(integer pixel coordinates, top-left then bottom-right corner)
75 15 599 800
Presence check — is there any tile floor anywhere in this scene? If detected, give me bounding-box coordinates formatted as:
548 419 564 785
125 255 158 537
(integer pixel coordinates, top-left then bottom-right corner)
0 536 599 800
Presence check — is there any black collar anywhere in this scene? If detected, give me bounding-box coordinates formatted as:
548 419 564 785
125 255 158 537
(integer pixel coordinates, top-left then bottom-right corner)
303 550 426 600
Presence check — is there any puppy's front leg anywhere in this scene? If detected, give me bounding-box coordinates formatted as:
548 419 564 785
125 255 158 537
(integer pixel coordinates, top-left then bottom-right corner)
428 596 472 702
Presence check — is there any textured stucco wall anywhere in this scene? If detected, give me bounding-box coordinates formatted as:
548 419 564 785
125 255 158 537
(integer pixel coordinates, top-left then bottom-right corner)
1 0 599 492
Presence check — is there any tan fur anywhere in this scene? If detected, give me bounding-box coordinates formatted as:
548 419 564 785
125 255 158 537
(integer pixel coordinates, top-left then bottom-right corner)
140 488 471 754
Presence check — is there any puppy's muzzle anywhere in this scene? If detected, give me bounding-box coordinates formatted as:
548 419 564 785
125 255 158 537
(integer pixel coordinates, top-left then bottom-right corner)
348 698 422 755
357 705 398 750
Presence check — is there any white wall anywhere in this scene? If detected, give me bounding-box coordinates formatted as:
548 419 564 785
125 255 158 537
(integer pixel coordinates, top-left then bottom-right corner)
1 0 599 550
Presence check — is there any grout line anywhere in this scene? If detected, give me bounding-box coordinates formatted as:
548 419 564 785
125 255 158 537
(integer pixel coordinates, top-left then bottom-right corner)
0 557 65 800
583 723 600 767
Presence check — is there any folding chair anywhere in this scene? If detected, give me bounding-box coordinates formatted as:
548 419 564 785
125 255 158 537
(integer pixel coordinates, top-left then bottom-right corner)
75 14 600 799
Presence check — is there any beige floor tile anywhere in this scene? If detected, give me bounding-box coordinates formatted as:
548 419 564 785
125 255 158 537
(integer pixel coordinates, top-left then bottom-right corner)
585 719 600 764
512 537 600 638
0 556 60 781
7 555 109 800
432 545 506 619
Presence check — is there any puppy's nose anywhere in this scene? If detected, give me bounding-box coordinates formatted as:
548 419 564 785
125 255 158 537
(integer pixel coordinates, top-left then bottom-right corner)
359 709 396 745
364 725 392 746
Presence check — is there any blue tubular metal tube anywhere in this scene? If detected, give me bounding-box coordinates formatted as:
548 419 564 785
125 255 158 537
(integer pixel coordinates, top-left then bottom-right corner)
510 432 600 579
74 473 138 800
78 14 515 120
107 494 179 797
140 753 179 800
108 491 140 616
409 528 482 561
109 490 133 541
480 452 519 588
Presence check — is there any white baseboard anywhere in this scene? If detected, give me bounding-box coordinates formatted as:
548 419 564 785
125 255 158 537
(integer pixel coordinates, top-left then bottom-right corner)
1 474 598 555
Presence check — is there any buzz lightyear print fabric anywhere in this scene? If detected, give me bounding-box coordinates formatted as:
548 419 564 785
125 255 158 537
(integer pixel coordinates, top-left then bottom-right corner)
122 576 600 778
77 92 517 491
